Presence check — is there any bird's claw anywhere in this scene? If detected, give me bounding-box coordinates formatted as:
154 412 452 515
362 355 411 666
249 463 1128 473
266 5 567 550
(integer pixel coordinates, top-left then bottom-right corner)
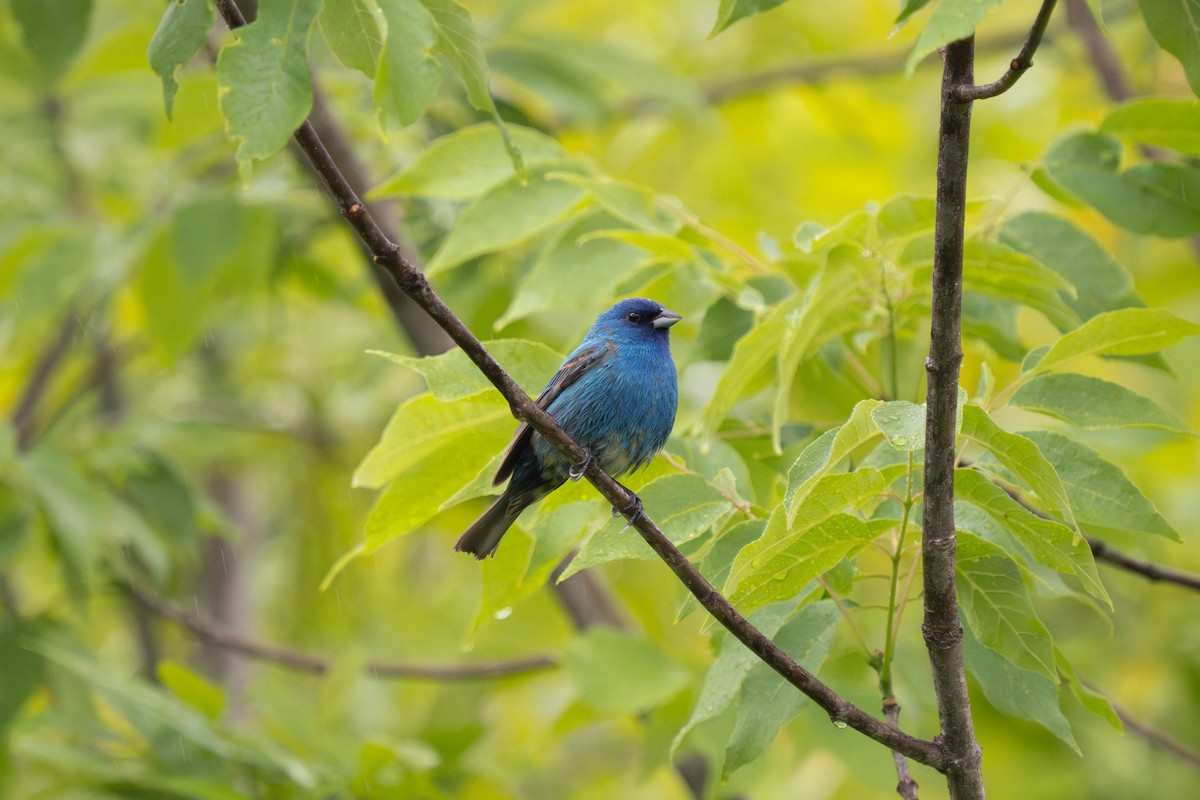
611 494 644 532
569 449 596 482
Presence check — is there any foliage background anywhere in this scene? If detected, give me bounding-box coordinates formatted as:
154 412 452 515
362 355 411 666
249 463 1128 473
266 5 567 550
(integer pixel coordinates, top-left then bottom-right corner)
1 0 1198 798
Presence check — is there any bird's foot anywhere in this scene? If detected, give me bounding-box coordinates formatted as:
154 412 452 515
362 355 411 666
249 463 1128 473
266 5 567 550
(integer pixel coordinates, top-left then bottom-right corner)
568 449 596 482
611 492 644 532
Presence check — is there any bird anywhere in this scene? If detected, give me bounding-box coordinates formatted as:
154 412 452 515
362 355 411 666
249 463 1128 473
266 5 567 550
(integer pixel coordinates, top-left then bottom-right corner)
455 298 681 559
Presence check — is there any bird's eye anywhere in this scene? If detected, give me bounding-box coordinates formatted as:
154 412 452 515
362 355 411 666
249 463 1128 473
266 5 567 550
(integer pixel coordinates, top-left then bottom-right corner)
626 312 641 324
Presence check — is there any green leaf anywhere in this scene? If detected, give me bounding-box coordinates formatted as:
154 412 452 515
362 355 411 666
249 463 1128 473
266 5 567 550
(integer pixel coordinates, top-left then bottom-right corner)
369 339 564 402
895 0 934 28
216 0 322 163
148 0 214 118
960 405 1076 528
728 470 889 614
354 392 512 488
1138 0 1200 98
418 0 490 111
1056 648 1123 730
121 450 201 548
371 124 563 200
998 212 1138 322
158 660 225 720
784 399 882 520
564 629 690 713
1012 373 1191 433
962 625 1077 751
319 0 384 78
12 0 93 85
724 601 839 776
1042 132 1200 237
553 174 680 234
374 0 440 128
871 390 967 452
673 599 797 754
956 532 1057 680
560 474 733 578
1101 98 1200 155
906 0 1002 74
955 469 1109 606
1021 431 1181 541
876 194 936 239
0 618 44 733
711 0 790 37
427 173 590 274
496 214 652 329
1029 308 1200 376
677 519 765 622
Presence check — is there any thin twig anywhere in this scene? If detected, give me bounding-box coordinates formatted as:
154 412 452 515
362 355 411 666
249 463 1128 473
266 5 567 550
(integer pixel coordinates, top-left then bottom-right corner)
885 699 921 800
211 0 947 770
1111 698 1200 770
923 35 986 798
127 583 556 680
951 0 1058 101
1088 538 1200 591
9 307 80 450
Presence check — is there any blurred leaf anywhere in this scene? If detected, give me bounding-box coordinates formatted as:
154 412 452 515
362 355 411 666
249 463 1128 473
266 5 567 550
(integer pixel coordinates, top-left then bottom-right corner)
372 124 563 200
876 194 936 239
1101 98 1200 154
784 399 881 521
148 0 213 118
1027 307 1200 376
1056 649 1123 731
998 212 1138 322
1138 0 1200 98
1021 431 1181 541
12 0 93 85
560 474 732 578
374 0 440 128
0 618 44 733
963 625 1077 751
121 450 201 549
907 0 1002 74
158 659 225 721
1041 132 1200 236
320 0 384 78
728 471 889 614
1012 373 1191 433
564 629 690 713
370 339 564 401
711 0 790 37
957 533 1057 680
895 0 934 28
960 405 1076 528
554 174 679 234
216 0 322 162
955 469 1108 605
723 600 838 776
427 173 590 274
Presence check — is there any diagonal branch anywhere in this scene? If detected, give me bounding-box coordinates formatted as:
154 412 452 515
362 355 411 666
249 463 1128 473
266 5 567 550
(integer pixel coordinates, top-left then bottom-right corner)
950 0 1058 101
1088 538 1200 591
212 0 947 771
127 583 556 680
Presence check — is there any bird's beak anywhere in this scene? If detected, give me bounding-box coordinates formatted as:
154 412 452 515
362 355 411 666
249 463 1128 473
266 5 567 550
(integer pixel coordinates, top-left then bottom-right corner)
652 308 682 329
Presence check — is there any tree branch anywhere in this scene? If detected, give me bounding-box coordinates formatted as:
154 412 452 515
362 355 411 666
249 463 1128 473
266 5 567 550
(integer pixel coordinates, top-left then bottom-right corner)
922 36 985 798
950 0 1058 102
1111 697 1200 770
1088 538 1200 591
127 583 556 681
9 306 80 451
885 699 921 800
211 1 948 771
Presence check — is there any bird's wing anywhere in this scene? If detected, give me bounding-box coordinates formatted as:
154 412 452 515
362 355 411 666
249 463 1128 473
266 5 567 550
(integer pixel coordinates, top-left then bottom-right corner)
493 341 611 486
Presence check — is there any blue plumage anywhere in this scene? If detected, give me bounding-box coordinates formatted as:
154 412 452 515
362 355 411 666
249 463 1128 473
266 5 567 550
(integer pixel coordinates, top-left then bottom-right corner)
456 298 681 558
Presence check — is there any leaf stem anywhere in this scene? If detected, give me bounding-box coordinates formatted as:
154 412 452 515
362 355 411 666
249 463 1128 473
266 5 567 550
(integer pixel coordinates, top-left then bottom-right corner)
880 453 915 695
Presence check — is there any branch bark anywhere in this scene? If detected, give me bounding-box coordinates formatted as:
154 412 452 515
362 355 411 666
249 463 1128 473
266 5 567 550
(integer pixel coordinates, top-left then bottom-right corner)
922 37 985 799
950 0 1058 101
885 699 921 800
211 0 947 771
1088 538 1200 591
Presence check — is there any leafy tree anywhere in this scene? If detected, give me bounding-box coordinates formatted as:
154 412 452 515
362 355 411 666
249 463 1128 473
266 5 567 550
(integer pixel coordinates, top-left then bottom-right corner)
1 0 1199 798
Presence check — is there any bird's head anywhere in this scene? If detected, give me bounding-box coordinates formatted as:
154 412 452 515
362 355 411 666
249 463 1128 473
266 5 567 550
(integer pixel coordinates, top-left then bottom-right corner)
592 298 682 343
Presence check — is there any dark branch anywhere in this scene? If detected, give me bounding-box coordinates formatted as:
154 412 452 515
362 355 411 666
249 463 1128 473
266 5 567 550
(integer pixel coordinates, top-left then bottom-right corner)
923 36 986 798
885 699 921 800
1111 698 1200 770
1088 538 1200 591
212 1 947 771
9 307 79 450
127 583 556 681
950 0 1058 102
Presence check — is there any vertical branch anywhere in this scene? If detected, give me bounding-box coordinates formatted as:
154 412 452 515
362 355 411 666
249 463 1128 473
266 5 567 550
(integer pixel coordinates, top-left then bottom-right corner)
922 38 985 800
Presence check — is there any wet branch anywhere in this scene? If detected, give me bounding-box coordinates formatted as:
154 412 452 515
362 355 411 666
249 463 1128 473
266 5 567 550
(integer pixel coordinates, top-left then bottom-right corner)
212 0 947 771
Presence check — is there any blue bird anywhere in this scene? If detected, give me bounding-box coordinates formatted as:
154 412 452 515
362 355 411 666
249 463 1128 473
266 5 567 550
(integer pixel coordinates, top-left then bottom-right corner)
456 298 681 558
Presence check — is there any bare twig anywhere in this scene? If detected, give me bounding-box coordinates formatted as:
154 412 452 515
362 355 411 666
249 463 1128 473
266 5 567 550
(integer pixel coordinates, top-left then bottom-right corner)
127 583 556 680
951 0 1058 101
212 0 947 770
885 699 921 800
1063 0 1133 100
1112 699 1200 770
1088 538 1200 591
9 307 80 450
923 35 985 799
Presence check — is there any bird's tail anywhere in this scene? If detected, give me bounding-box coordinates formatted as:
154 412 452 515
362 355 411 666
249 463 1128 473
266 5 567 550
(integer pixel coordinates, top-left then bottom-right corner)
455 489 526 559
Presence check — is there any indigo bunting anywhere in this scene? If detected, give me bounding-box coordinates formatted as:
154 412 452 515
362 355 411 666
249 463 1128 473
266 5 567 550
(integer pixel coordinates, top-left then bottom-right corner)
456 298 681 558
